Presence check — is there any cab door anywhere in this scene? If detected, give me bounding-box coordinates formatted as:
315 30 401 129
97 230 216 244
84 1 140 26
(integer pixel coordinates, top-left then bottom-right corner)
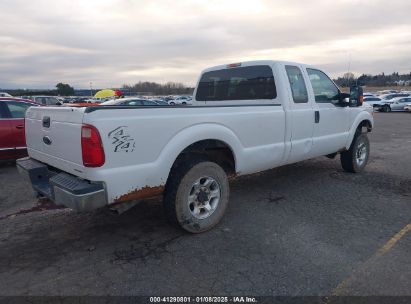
285 65 315 163
3 100 34 158
305 68 350 157
0 101 16 159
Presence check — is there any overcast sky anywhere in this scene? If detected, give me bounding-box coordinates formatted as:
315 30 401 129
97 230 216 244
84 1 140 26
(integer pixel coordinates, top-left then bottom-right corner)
1 0 411 89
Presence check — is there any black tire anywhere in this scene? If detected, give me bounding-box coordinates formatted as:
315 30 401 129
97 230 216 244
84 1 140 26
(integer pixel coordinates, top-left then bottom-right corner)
382 105 391 112
170 102 175 105
340 133 370 173
164 158 229 233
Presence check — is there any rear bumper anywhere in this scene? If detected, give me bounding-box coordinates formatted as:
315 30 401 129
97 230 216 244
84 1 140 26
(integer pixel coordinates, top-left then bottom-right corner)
16 157 107 212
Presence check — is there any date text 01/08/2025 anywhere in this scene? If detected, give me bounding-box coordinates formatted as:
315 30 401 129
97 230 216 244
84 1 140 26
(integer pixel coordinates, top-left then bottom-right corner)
149 296 258 303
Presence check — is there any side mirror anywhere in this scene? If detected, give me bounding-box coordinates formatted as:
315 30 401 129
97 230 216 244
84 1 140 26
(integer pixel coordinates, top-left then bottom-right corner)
337 92 351 107
349 85 363 107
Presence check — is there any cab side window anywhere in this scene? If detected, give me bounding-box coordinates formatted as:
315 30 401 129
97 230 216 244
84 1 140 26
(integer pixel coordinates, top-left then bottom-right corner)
307 69 339 103
285 65 308 103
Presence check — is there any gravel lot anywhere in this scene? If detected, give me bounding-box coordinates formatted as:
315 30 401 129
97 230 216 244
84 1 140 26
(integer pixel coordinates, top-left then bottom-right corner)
0 112 410 296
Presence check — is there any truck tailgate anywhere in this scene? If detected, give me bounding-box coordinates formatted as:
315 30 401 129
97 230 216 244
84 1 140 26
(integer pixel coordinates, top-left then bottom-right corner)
25 106 86 177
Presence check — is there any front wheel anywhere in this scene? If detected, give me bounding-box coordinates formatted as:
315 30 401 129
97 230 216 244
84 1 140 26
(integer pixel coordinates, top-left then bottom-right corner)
340 133 370 173
164 159 229 233
382 105 391 112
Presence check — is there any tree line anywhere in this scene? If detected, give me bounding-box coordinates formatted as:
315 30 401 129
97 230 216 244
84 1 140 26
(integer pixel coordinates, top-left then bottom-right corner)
334 72 411 87
122 81 194 95
3 81 193 97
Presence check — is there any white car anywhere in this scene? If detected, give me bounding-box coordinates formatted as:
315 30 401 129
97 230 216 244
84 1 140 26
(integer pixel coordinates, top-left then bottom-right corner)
0 92 13 97
168 96 193 105
31 96 62 106
363 96 383 109
17 60 373 233
404 103 411 112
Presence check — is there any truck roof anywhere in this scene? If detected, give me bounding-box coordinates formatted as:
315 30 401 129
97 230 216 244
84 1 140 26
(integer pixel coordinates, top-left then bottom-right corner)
201 60 315 73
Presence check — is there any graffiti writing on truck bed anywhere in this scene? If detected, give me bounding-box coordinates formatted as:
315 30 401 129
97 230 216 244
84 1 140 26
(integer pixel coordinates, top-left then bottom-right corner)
108 126 136 153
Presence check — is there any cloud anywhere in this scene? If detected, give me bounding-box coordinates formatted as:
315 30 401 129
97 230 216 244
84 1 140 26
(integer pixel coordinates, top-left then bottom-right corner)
0 0 410 89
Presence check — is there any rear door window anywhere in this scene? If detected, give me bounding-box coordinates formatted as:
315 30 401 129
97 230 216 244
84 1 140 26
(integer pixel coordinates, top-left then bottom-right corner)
5 101 32 118
285 65 308 103
196 65 277 101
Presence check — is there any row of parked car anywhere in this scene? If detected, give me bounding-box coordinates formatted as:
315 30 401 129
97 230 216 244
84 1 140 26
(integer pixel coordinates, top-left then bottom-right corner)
10 95 194 106
60 95 194 106
363 91 411 112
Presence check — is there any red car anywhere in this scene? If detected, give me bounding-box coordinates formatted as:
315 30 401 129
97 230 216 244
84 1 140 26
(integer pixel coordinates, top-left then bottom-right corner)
0 97 40 160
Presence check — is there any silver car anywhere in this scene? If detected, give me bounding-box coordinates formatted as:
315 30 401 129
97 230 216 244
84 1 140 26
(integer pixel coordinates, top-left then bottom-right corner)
380 97 411 112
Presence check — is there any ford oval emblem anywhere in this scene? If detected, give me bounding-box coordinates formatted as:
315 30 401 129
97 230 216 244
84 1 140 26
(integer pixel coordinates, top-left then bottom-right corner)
43 136 52 145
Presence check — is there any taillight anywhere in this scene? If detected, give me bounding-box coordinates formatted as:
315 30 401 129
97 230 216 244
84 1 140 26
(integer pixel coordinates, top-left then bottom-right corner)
81 124 105 167
360 95 364 106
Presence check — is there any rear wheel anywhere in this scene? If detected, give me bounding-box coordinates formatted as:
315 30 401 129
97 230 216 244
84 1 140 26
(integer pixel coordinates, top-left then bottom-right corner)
164 159 229 233
340 133 370 173
382 105 391 112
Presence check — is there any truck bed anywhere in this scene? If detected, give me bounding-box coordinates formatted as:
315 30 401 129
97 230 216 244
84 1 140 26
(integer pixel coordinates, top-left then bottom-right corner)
25 104 286 205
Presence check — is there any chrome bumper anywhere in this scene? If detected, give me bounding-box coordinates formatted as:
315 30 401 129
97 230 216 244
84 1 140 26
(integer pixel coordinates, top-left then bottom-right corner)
16 157 107 212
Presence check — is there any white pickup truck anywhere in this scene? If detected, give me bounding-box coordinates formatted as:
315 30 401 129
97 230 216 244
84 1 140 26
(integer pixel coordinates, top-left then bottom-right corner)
17 60 373 233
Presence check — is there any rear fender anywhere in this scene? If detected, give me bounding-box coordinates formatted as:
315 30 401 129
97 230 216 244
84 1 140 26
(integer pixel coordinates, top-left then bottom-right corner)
157 123 242 179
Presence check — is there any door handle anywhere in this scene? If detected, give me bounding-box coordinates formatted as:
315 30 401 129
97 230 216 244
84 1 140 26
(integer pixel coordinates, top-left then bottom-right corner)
16 125 24 129
314 111 320 123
